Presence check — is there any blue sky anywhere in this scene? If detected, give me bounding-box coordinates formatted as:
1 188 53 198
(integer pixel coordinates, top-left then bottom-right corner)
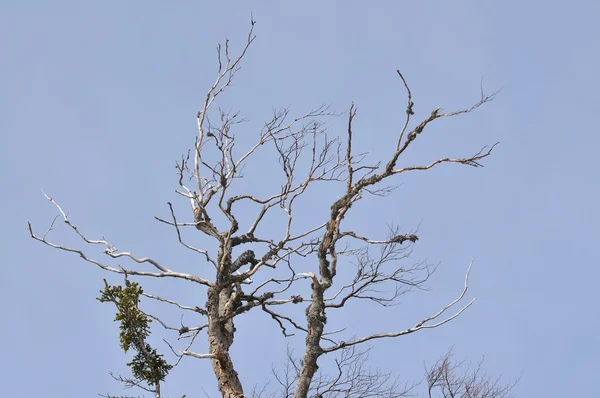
2 1 599 396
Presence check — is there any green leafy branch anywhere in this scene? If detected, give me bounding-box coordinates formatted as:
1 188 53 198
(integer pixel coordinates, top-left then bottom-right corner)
98 279 173 387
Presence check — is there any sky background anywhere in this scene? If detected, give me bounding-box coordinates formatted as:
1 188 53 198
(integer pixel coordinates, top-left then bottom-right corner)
2 1 599 397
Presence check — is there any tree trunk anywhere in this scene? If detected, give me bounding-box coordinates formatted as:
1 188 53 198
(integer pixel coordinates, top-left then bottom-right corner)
207 286 244 398
294 281 326 398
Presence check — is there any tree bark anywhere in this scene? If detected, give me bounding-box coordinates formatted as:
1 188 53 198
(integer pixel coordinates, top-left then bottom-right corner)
294 280 326 398
207 286 244 398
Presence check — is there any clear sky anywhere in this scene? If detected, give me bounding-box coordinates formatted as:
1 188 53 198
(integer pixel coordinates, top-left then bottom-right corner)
2 1 599 397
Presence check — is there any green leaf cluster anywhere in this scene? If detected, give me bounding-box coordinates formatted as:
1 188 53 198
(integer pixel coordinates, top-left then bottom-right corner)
98 279 173 385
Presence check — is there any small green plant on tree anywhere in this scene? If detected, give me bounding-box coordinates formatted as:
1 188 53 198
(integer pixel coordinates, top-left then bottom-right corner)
98 279 173 397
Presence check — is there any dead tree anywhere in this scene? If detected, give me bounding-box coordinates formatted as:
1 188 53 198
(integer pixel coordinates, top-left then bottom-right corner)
264 346 417 398
425 349 517 398
29 20 505 398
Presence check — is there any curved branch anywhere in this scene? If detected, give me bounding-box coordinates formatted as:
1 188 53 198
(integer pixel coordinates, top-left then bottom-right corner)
322 260 475 353
28 222 213 287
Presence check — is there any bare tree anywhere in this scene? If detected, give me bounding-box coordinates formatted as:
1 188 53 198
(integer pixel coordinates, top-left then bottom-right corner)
265 346 416 398
28 20 511 398
426 349 518 398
